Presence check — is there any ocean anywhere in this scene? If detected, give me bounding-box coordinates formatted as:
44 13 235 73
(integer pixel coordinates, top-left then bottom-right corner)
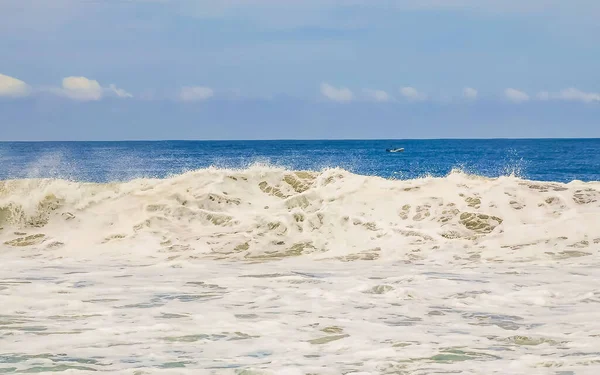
2 139 600 182
1 139 600 374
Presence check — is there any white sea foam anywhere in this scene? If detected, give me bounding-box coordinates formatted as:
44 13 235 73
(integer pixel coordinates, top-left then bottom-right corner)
1 166 599 261
1 167 600 374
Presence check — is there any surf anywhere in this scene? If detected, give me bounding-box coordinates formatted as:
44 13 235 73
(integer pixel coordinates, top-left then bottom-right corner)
1 165 599 262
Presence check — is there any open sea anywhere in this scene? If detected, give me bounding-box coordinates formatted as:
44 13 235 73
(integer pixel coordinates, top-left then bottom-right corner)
1 139 600 375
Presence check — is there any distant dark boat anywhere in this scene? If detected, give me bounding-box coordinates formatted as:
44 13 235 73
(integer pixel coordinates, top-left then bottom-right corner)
386 148 404 153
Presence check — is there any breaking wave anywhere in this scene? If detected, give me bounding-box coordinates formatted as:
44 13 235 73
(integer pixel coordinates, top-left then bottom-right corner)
1 166 599 261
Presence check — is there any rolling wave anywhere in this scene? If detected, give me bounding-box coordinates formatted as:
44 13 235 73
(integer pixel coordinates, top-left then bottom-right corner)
1 166 599 261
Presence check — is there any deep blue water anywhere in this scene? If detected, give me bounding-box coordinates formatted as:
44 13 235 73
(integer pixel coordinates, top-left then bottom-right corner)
0 139 598 183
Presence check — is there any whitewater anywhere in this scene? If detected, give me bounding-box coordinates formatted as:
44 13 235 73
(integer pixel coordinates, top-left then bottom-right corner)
2 165 600 374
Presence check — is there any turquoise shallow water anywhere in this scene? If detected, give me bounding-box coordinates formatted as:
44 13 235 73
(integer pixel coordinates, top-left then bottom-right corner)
1 138 598 182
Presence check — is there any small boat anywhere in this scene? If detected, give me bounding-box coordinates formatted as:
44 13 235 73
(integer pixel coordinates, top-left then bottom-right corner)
386 148 404 153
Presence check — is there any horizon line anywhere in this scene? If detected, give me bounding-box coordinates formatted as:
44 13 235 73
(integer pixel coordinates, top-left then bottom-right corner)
1 136 600 143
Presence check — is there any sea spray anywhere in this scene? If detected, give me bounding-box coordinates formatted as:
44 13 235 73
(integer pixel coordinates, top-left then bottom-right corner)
1 166 598 262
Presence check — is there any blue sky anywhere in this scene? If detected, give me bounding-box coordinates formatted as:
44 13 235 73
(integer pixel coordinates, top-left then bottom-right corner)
1 0 599 140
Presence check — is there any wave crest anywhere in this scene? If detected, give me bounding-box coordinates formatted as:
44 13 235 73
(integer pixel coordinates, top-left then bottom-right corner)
1 166 599 261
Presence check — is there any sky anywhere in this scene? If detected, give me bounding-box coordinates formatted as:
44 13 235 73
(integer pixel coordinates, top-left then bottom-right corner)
1 0 599 140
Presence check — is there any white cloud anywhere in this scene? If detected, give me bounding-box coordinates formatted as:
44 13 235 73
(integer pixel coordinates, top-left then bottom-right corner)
364 89 391 102
320 83 353 102
179 86 214 101
108 84 133 98
1 74 132 100
504 88 529 103
58 76 132 101
558 88 600 103
400 86 427 101
463 87 478 99
0 73 30 97
538 87 600 103
61 76 103 101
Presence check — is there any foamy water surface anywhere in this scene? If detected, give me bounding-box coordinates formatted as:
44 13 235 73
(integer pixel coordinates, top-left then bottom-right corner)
1 164 600 374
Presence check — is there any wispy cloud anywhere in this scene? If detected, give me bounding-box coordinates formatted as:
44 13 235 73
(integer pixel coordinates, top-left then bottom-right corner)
108 84 133 98
0 73 31 98
400 87 427 101
59 76 132 101
537 88 600 103
463 87 478 100
320 83 353 102
1 73 133 100
179 86 214 101
504 88 529 103
6 70 600 107
364 89 392 102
